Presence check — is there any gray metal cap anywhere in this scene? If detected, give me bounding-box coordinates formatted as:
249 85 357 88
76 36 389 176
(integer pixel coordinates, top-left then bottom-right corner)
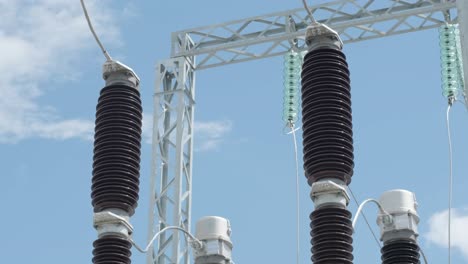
305 23 343 51
103 60 140 88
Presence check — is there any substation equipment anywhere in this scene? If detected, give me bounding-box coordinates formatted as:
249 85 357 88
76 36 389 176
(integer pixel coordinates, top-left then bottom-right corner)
146 1 467 263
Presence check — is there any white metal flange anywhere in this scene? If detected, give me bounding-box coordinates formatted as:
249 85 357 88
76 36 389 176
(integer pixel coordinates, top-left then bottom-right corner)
311 180 350 208
103 60 140 87
93 210 133 238
305 22 343 51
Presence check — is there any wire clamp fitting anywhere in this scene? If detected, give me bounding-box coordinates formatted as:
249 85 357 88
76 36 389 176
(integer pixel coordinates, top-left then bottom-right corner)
380 214 393 226
103 60 140 87
189 239 204 251
311 180 350 208
305 23 343 51
93 211 134 238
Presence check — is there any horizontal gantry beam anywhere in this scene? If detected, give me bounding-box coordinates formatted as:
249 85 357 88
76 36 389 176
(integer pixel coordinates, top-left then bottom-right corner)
171 0 457 70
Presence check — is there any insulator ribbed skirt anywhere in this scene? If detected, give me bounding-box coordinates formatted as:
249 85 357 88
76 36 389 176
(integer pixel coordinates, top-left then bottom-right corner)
93 235 132 264
381 239 420 264
283 50 302 124
310 207 354 264
91 84 143 216
301 48 354 185
439 24 464 99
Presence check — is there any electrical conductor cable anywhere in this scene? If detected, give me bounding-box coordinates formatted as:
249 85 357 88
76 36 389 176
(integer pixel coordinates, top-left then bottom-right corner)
352 199 390 230
348 186 382 249
302 0 317 23
289 121 301 264
446 103 454 264
131 226 203 253
420 247 429 264
80 0 113 61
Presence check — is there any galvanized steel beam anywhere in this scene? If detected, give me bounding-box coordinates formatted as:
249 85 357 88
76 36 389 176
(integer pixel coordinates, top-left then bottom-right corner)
172 0 456 69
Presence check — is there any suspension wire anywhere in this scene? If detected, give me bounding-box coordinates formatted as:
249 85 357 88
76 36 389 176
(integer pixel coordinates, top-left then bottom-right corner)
348 186 382 249
80 0 113 61
420 246 430 264
446 102 454 264
289 121 301 264
130 226 202 253
302 0 317 23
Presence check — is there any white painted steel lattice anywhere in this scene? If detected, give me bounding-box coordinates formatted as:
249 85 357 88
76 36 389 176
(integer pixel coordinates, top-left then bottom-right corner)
148 55 195 264
172 0 457 70
149 1 465 264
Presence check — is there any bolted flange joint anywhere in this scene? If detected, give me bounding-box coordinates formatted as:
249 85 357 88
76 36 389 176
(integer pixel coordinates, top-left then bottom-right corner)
311 180 350 209
103 60 140 88
305 22 343 51
93 210 134 238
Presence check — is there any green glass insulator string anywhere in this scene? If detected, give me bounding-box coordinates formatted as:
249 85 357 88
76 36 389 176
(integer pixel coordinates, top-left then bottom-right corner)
439 24 464 100
440 24 465 264
283 50 304 124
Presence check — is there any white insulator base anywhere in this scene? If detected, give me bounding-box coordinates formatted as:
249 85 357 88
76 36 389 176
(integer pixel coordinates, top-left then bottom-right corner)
195 216 233 264
194 240 233 264
377 189 420 242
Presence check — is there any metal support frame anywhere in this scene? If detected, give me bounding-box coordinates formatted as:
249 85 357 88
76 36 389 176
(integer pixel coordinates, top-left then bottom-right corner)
149 1 463 264
172 0 457 70
148 54 195 264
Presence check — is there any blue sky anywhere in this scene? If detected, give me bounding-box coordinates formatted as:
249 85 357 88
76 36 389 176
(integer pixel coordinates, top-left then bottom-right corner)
1 0 468 263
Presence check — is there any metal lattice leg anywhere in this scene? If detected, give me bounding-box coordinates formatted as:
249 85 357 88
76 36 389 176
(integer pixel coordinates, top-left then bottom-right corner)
147 57 195 264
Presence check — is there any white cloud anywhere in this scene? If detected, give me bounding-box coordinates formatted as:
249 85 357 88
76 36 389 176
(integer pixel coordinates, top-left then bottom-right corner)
425 208 468 259
142 113 154 144
194 120 233 151
31 119 95 141
195 121 232 138
0 0 122 143
142 114 232 151
0 1 230 149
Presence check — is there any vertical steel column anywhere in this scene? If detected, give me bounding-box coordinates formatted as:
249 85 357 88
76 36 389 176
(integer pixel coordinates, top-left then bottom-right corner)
457 0 468 101
147 55 196 264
